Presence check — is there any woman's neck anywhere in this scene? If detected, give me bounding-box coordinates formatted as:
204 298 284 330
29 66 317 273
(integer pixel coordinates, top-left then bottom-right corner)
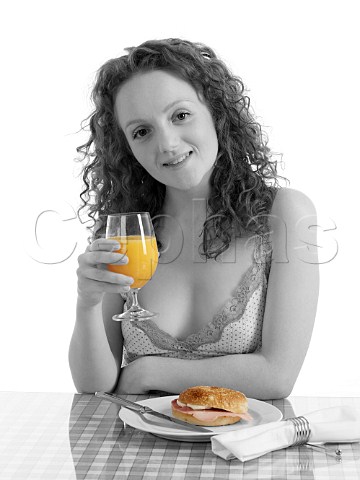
162 173 211 223
158 186 209 263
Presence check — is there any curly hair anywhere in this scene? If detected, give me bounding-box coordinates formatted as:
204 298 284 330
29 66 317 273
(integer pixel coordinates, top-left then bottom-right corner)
77 38 285 258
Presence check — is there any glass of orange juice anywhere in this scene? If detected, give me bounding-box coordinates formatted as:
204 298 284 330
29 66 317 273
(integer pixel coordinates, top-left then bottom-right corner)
106 212 159 321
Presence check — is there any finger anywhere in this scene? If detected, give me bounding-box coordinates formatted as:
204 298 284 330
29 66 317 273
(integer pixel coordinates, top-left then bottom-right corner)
78 278 132 294
86 238 120 253
79 251 128 266
79 266 134 286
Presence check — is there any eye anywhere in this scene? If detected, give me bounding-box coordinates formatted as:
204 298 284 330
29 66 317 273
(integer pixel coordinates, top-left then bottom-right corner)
175 111 190 121
132 128 148 140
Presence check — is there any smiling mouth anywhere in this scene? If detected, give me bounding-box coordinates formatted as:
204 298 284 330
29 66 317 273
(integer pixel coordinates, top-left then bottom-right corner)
163 151 192 167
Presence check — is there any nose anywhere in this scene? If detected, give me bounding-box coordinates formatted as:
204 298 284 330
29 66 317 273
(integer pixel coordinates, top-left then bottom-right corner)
156 125 180 154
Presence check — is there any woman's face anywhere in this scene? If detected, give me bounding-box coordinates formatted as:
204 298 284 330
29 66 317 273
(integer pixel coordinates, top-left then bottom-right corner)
115 70 218 191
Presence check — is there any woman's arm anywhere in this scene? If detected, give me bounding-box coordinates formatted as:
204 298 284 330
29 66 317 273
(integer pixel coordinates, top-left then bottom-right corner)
118 188 319 399
69 293 124 393
69 238 135 393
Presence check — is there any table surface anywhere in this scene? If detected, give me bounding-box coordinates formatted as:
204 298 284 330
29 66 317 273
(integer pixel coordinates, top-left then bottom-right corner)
0 392 359 480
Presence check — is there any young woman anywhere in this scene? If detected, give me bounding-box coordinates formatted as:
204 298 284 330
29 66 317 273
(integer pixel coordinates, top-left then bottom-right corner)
69 38 319 399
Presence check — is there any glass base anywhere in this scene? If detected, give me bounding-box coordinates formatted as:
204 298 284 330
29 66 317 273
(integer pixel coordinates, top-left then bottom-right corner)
113 287 158 321
112 307 159 322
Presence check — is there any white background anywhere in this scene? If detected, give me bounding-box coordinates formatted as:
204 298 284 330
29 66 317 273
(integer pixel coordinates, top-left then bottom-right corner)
1 0 359 395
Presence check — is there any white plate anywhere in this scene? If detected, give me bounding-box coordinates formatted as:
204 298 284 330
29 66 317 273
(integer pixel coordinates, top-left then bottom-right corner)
119 395 283 442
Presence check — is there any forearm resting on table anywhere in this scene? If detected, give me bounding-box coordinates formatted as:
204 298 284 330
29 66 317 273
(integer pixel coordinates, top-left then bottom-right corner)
146 353 291 400
69 301 119 393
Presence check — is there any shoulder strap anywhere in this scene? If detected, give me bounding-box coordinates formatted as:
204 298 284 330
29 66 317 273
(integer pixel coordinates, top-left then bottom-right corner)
253 231 273 270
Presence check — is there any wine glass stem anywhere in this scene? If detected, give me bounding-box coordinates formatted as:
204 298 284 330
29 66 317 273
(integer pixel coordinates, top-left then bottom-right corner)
130 288 140 308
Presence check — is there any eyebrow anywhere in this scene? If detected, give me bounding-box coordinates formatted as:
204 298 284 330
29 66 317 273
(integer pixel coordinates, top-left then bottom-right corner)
124 99 193 130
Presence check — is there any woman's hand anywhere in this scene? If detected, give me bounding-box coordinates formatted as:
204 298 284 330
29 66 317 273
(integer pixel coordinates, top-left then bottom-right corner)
76 238 134 307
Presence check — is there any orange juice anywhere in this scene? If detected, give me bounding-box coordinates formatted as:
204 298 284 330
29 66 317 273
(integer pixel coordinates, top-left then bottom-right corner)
107 235 158 289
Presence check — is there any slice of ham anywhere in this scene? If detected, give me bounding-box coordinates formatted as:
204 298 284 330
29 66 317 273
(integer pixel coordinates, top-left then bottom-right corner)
171 399 252 422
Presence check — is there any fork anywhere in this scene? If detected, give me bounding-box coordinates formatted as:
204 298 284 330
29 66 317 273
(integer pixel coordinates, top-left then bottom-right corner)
305 442 342 459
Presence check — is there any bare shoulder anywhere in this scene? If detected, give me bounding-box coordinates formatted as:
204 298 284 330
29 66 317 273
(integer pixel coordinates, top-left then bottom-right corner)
268 188 318 263
270 187 316 221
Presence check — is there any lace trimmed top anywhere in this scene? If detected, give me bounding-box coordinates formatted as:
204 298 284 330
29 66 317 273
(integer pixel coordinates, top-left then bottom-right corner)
120 233 272 366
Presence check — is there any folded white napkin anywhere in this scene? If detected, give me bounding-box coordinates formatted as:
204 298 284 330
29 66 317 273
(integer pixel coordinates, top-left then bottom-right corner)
211 406 360 461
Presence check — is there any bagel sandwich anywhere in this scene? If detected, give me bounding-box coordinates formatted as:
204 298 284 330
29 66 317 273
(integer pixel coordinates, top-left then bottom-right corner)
171 386 252 427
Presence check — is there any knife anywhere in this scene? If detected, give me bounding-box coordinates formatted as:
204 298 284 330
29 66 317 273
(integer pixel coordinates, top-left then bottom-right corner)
95 392 211 433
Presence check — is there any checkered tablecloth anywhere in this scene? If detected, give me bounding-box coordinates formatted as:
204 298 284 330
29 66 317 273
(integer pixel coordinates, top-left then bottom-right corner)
0 392 359 479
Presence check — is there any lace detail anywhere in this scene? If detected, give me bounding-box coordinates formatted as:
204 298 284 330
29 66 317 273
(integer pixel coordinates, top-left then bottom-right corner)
121 232 272 363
